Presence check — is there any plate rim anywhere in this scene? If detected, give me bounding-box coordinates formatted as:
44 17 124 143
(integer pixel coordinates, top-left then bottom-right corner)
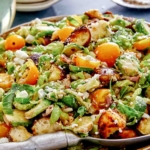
16 0 47 3
111 0 150 9
16 0 60 12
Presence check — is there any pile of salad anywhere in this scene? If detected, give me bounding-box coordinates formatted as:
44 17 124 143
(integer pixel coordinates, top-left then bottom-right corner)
0 9 150 146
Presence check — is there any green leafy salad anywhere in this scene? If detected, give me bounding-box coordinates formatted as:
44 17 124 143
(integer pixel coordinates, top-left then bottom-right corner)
0 9 150 148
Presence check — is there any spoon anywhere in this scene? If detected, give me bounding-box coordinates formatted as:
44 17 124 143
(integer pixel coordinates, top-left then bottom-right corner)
0 131 150 150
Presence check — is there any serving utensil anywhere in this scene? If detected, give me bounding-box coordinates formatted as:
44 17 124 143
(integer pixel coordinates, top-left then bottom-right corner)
0 131 150 150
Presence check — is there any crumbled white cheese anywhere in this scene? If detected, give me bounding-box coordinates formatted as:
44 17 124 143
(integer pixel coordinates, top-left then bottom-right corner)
33 18 42 24
93 74 100 80
63 107 73 113
130 102 133 105
16 90 28 98
58 65 63 70
95 132 99 135
18 73 22 77
77 92 89 99
81 55 99 62
25 34 35 43
99 109 106 116
38 89 45 99
114 119 118 124
15 50 29 60
57 90 65 99
142 113 150 119
119 128 122 133
14 57 25 65
45 86 57 93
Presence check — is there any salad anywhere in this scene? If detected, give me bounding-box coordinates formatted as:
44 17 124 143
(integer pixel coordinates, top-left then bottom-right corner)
0 9 150 148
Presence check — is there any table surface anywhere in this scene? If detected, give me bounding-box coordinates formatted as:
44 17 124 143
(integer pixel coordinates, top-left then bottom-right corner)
12 0 150 27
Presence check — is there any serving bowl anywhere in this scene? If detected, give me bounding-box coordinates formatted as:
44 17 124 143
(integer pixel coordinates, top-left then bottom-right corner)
1 10 150 150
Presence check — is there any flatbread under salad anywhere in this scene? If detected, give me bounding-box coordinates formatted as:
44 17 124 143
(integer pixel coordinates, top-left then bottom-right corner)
0 9 150 148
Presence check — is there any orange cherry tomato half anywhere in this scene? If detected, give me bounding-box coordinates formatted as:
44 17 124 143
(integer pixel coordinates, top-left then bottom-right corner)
133 38 150 51
75 55 100 69
58 26 75 42
18 60 39 85
0 59 6 67
0 73 13 89
94 42 121 67
90 89 110 110
0 123 11 138
5 35 25 51
25 62 39 85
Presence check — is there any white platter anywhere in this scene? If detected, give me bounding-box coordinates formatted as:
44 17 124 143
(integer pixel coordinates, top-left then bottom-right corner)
16 0 59 12
111 0 150 9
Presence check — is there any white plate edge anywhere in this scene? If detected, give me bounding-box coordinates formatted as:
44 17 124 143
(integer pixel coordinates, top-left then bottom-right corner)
16 0 59 12
111 0 150 9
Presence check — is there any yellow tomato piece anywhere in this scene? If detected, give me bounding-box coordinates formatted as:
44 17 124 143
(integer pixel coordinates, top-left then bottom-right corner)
75 55 100 69
0 59 6 67
134 38 150 51
94 42 121 67
0 123 11 138
5 35 25 51
58 26 75 42
18 60 39 85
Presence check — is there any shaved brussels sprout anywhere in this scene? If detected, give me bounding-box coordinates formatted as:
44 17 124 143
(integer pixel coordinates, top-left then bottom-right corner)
110 18 131 27
25 100 51 119
69 65 93 73
71 75 100 93
63 116 93 134
115 52 141 76
4 109 32 127
133 19 150 35
140 59 150 69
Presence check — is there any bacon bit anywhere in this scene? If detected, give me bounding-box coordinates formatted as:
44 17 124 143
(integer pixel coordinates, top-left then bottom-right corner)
103 11 114 21
95 67 120 86
129 76 140 82
43 37 51 45
123 17 135 29
42 105 53 117
105 94 112 108
60 54 72 64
